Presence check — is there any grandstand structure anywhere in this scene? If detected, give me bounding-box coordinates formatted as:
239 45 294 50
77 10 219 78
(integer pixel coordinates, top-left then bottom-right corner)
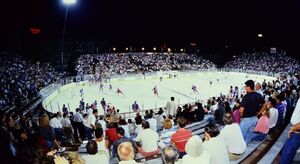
1 50 300 163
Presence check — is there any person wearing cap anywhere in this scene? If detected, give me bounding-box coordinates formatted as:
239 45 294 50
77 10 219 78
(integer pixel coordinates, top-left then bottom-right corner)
239 80 264 144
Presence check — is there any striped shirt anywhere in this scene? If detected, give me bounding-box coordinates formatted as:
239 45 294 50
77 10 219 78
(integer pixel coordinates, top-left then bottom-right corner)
171 128 192 152
291 98 300 125
276 103 286 126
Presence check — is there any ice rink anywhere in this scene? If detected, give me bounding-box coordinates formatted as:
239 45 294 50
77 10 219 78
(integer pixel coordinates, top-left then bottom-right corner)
43 71 275 115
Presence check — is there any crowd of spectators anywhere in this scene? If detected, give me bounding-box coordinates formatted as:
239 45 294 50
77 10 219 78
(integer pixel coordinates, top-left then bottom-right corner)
76 53 217 76
0 54 65 111
224 51 300 73
1 51 300 163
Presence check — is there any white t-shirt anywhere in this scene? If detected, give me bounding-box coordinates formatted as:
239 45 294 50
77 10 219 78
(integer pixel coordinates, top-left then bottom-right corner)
120 125 131 138
166 101 177 116
61 118 72 128
136 129 159 152
147 118 157 132
135 124 143 134
203 136 229 164
269 107 279 128
81 154 109 164
220 123 246 154
50 117 62 129
181 150 212 164
86 114 96 129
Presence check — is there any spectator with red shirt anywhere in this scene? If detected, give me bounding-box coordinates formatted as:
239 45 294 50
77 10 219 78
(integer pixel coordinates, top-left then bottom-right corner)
105 122 118 145
171 117 192 158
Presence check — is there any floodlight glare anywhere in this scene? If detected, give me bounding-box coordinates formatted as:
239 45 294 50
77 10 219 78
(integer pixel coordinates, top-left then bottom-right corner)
142 47 145 51
63 0 76 5
258 33 263 38
153 47 156 51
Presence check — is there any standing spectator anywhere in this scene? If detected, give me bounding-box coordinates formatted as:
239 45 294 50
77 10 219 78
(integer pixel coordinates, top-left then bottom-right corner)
61 113 74 143
136 121 160 156
73 108 85 142
62 104 68 114
39 114 60 150
166 97 177 117
0 111 15 163
95 128 109 157
182 136 212 164
239 80 264 144
132 101 140 112
280 98 300 164
147 114 157 132
171 117 192 158
220 113 246 160
255 83 264 97
128 119 136 136
101 98 107 114
86 109 98 140
203 123 229 164
105 122 119 144
49 113 63 141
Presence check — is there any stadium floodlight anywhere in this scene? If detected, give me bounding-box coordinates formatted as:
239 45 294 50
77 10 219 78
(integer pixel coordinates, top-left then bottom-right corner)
167 48 171 52
63 0 76 5
180 48 184 52
258 33 263 38
61 0 76 72
142 47 145 51
125 47 129 51
153 47 156 51
113 47 116 51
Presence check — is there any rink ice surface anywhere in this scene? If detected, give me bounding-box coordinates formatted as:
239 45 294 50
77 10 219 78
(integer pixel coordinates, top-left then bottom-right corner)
45 72 275 115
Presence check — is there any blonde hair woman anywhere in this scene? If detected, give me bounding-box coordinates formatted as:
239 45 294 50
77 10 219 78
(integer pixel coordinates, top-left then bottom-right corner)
39 114 60 149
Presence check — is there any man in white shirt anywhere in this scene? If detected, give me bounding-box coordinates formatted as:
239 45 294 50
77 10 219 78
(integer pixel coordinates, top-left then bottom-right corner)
203 123 230 164
255 82 264 97
220 113 246 160
86 109 98 140
50 113 63 141
268 98 278 131
166 97 177 117
81 140 109 164
73 108 85 142
61 113 74 143
136 121 160 156
147 115 157 132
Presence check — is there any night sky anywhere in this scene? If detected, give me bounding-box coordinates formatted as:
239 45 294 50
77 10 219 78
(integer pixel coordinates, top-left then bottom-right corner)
1 0 300 57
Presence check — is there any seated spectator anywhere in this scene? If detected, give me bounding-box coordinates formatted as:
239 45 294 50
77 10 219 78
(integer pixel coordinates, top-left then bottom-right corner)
147 114 157 132
127 119 136 135
136 121 160 156
81 140 109 164
159 119 177 148
268 97 278 132
220 113 246 160
156 110 164 131
95 128 109 158
118 119 130 138
203 123 229 164
135 115 143 135
276 93 286 127
182 136 212 164
171 117 192 158
232 105 240 124
113 127 135 158
161 146 179 164
252 107 270 141
118 142 142 164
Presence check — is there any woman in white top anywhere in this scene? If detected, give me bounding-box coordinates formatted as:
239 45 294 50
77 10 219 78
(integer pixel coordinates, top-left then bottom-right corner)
182 136 213 164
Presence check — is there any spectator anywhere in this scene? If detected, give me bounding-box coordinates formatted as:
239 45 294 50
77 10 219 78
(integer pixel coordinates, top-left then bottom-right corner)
239 80 264 144
255 83 264 97
166 97 177 117
280 98 300 164
182 136 212 164
39 114 60 150
127 119 136 136
136 121 160 156
267 97 278 132
81 140 109 164
159 119 177 148
220 113 246 160
50 113 63 141
171 117 192 158
118 119 130 138
113 127 135 158
118 142 142 164
276 93 286 126
61 113 74 143
105 122 119 144
161 146 179 164
86 109 98 140
203 123 229 164
73 108 85 142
